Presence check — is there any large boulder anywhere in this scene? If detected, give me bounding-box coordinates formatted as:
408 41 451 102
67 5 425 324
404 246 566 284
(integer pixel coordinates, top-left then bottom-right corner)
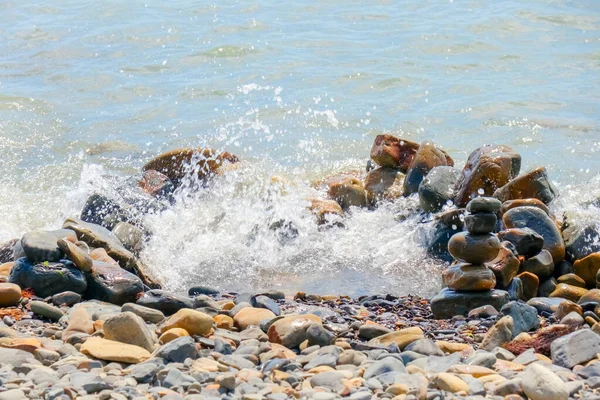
454 145 521 207
418 166 461 212
142 147 238 183
327 176 368 210
84 262 144 305
493 167 558 205
9 258 87 297
364 167 404 202
369 134 420 172
403 142 452 196
503 206 565 264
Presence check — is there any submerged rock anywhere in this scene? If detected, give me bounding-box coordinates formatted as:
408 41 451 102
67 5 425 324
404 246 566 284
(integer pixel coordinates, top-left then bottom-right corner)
9 258 87 297
327 176 368 210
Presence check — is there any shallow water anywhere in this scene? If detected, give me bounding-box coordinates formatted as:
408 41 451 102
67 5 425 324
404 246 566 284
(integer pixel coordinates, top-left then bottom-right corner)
1 0 599 295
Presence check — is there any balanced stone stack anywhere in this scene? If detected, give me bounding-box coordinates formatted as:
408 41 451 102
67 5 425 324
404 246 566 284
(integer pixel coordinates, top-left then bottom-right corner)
431 197 509 319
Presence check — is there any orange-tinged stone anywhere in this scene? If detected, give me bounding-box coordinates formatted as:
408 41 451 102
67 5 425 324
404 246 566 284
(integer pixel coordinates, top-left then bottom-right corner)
93 320 104 332
493 360 525 373
143 148 239 182
477 374 507 384
435 341 472 354
81 337 151 364
213 315 234 330
448 365 495 377
0 338 42 353
233 307 276 330
574 253 600 288
549 283 588 302
218 300 236 311
159 328 190 344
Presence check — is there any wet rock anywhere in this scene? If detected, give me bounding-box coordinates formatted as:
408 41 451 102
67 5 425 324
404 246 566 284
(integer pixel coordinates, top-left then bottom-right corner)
551 329 600 368
506 276 524 301
57 238 93 272
188 285 220 297
557 273 586 288
0 239 17 264
137 290 193 315
112 222 143 253
159 308 213 336
30 300 64 321
430 288 509 319
497 228 544 258
448 233 500 264
418 166 460 212
367 327 424 350
467 197 503 214
9 258 87 297
549 283 588 302
0 282 21 307
121 303 165 324
521 363 568 400
464 213 497 234
327 176 368 209
51 291 81 306
104 311 155 352
233 307 276 330
480 316 513 351
517 272 540 301
138 169 174 198
499 301 539 337
522 249 555 280
85 261 143 305
578 288 600 305
308 199 344 226
81 337 151 364
503 206 565 264
494 167 558 205
486 241 520 288
538 277 558 297
454 145 521 207
501 198 550 216
562 221 600 261
442 263 496 291
21 230 65 263
156 336 199 362
369 134 420 172
426 209 465 262
403 141 452 195
527 296 568 314
574 252 600 288
468 305 498 318
364 167 404 202
142 147 239 182
555 300 582 320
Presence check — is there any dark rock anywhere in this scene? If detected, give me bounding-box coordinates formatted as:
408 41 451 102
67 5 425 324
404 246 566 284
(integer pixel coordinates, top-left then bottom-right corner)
129 358 165 383
122 302 165 324
499 301 540 337
503 206 565 264
486 241 520 288
506 277 524 301
527 297 568 314
21 230 64 263
418 166 460 212
404 339 443 356
493 167 558 205
251 295 281 316
464 213 497 234
306 323 335 347
363 357 406 379
9 258 86 297
467 197 502 214
518 272 540 301
358 324 393 340
403 141 452 196
0 239 18 263
85 261 143 305
51 291 82 307
188 285 220 297
538 278 558 298
80 193 126 230
555 260 573 278
562 221 600 261
497 228 544 258
156 336 199 362
427 209 466 262
137 289 193 315
522 249 555 280
448 232 500 264
430 288 509 319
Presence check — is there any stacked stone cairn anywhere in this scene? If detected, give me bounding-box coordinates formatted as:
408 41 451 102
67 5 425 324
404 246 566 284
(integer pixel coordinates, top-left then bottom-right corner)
431 197 510 319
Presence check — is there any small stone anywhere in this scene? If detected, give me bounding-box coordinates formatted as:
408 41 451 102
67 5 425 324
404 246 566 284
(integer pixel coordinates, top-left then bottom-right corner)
306 323 335 347
549 283 588 302
251 295 280 316
81 337 151 364
136 290 193 315
448 232 501 264
403 141 452 195
33 348 61 366
499 301 539 338
551 329 600 368
497 228 544 258
213 314 234 330
442 263 496 291
21 230 64 262
30 300 64 321
405 338 443 356
63 305 94 343
518 272 540 301
521 363 568 400
0 283 21 307
468 305 498 318
104 311 155 352
159 328 189 344
467 197 502 214
432 373 469 393
156 336 199 362
363 357 406 379
480 316 513 351
366 327 424 350
557 273 586 288
358 323 392 340
493 167 558 205
159 309 214 336
51 291 81 306
555 300 582 320
560 311 584 326
540 278 558 299
267 314 322 349
121 302 165 324
522 249 554 280
233 307 276 330
486 241 520 288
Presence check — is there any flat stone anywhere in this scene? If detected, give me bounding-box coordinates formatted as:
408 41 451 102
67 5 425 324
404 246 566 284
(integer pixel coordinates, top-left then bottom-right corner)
358 323 392 340
51 291 82 307
405 339 443 356
448 232 500 264
159 328 190 344
527 297 568 314
129 358 164 383
549 283 588 302
551 329 600 368
104 312 155 352
9 258 87 297
557 273 586 288
81 337 151 364
442 263 496 291
156 336 199 363
30 300 64 321
430 288 509 319
21 230 64 263
367 327 424 350
251 295 280 316
85 261 143 305
121 302 165 324
464 213 497 234
467 197 502 214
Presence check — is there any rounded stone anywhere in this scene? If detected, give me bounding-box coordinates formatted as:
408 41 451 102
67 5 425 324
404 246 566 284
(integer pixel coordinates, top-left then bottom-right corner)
159 328 190 344
549 284 588 303
442 263 496 291
467 197 502 214
574 252 600 288
464 213 497 234
557 274 586 288
21 230 64 263
448 232 501 264
9 258 87 298
30 301 64 321
497 228 544 258
159 309 214 337
0 283 21 307
522 249 554 280
233 307 276 330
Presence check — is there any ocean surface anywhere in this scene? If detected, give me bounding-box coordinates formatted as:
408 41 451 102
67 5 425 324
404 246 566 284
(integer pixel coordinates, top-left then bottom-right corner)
1 0 599 296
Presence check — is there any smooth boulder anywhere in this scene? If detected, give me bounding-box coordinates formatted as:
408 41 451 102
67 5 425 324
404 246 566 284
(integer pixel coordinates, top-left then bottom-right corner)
21 230 64 263
9 258 87 297
448 233 500 264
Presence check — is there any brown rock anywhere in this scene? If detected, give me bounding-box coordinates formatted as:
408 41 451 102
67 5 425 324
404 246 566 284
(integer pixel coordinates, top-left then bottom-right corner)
549 283 588 302
63 306 94 342
142 148 239 182
327 176 368 209
0 283 21 307
308 199 344 225
448 232 501 264
0 262 14 281
57 239 93 272
500 199 550 216
454 145 521 207
213 315 234 330
81 337 150 364
578 288 600 305
555 300 582 320
517 272 540 301
138 170 173 197
366 327 424 350
432 373 469 394
403 141 451 195
574 253 600 288
486 241 520 288
493 167 558 205
233 307 276 330
364 167 404 202
159 309 214 336
369 134 420 172
159 328 189 344
557 274 586 288
267 314 322 348
481 315 513 351
442 263 496 291
90 248 118 265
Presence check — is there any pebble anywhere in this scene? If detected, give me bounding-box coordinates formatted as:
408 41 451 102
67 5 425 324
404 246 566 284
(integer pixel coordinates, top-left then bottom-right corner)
30 300 65 321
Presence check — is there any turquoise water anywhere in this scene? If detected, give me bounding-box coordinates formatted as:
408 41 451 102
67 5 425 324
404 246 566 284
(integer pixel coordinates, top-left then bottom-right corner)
1 1 599 295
